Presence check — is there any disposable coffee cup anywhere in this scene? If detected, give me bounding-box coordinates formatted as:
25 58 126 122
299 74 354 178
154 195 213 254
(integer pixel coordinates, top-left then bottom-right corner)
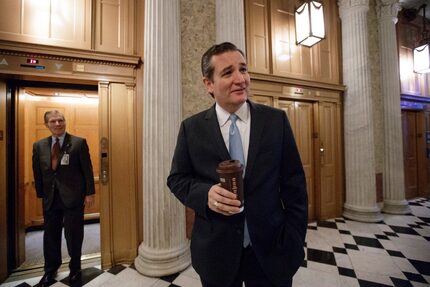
216 160 244 211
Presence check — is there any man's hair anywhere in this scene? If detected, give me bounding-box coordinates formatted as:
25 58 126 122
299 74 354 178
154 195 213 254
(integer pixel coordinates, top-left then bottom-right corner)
201 42 245 81
44 110 65 123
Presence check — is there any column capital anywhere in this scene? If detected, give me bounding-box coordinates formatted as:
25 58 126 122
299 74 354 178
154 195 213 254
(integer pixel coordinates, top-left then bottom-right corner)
377 0 401 23
338 0 369 18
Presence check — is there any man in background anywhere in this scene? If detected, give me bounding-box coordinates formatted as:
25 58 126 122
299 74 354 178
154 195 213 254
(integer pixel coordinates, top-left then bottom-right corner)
167 42 308 286
32 110 95 286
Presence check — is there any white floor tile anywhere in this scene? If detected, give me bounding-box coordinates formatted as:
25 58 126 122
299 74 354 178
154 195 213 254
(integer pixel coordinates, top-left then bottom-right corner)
344 221 381 237
293 267 341 287
307 261 338 274
338 275 360 287
172 274 202 287
100 268 159 287
391 257 419 273
334 253 353 269
83 272 116 287
378 239 399 251
181 266 200 280
348 250 404 278
355 270 395 285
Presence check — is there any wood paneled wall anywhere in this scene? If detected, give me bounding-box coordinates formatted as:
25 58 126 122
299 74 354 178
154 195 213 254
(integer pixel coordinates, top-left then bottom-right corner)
397 13 430 97
245 0 341 85
0 0 135 54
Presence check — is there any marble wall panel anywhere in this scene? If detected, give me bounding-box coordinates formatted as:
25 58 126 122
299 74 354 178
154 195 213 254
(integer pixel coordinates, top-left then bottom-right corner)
181 0 216 119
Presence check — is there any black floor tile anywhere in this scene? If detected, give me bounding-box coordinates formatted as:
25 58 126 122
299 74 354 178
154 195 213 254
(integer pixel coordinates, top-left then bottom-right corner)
403 271 428 283
61 268 102 286
160 272 180 283
375 234 389 240
335 218 346 223
339 229 352 235
358 279 392 287
333 246 347 254
390 277 413 287
81 267 104 285
388 226 419 236
306 248 336 265
353 236 384 249
317 221 338 229
407 224 422 229
301 259 307 268
384 231 399 237
409 258 430 276
338 266 356 278
307 225 317 230
387 250 405 258
417 217 430 224
107 264 127 275
344 243 359 250
14 283 32 287
168 284 181 287
408 202 422 206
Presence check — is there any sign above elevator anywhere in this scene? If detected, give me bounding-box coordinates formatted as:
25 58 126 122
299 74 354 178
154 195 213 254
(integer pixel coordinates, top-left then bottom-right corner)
0 54 72 75
0 50 137 82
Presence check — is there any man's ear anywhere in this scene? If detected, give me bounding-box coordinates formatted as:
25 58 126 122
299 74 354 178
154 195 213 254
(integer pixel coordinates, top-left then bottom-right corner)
203 77 214 94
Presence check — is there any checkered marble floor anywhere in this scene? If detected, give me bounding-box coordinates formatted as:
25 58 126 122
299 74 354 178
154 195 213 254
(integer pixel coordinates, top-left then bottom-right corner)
2 198 430 287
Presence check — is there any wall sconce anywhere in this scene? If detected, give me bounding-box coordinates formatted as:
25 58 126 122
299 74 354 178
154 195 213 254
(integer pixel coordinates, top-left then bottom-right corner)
413 4 430 73
295 1 325 47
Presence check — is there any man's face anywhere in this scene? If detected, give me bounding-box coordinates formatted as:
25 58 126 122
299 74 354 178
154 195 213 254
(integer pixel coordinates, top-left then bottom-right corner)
203 51 250 113
45 114 66 137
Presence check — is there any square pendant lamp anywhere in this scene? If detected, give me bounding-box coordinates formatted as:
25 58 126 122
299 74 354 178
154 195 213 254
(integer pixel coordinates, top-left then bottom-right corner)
295 1 325 47
413 4 430 74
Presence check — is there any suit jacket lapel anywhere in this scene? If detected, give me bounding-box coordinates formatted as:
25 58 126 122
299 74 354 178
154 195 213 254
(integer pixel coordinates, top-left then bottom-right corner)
62 133 71 153
205 105 230 160
245 101 265 179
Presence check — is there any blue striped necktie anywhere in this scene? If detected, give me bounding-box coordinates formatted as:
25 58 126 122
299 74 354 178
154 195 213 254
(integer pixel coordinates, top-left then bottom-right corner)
229 114 251 247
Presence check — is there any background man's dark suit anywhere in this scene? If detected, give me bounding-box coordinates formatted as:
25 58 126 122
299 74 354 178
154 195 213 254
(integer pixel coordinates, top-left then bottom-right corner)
168 100 308 286
32 132 95 275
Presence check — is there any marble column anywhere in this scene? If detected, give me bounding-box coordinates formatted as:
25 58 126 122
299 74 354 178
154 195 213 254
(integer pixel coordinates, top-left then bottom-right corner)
377 0 410 214
338 0 383 222
135 0 191 276
216 0 246 51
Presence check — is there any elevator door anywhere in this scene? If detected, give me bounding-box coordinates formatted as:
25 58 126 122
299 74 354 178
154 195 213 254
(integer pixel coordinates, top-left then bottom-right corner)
20 88 100 229
14 87 101 269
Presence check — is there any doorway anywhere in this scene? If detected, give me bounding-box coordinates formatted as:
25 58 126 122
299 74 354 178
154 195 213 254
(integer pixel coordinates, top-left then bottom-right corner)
402 109 429 199
8 81 101 271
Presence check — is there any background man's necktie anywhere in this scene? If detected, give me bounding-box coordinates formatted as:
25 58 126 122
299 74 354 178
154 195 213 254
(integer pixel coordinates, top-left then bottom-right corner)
229 114 251 247
51 137 60 170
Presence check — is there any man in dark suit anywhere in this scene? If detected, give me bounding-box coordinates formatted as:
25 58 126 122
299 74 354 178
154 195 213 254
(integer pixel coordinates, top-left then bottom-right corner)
32 110 95 287
167 42 308 287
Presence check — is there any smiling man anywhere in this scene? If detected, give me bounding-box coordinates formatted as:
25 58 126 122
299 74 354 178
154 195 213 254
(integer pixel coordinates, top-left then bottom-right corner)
167 42 308 287
32 110 95 286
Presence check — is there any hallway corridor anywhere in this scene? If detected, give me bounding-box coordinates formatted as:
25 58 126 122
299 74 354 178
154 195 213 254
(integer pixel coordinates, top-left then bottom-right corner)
1 198 429 287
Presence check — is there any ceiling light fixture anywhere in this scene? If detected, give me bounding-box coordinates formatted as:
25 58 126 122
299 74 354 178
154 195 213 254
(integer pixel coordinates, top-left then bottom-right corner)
413 4 430 73
295 1 325 47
